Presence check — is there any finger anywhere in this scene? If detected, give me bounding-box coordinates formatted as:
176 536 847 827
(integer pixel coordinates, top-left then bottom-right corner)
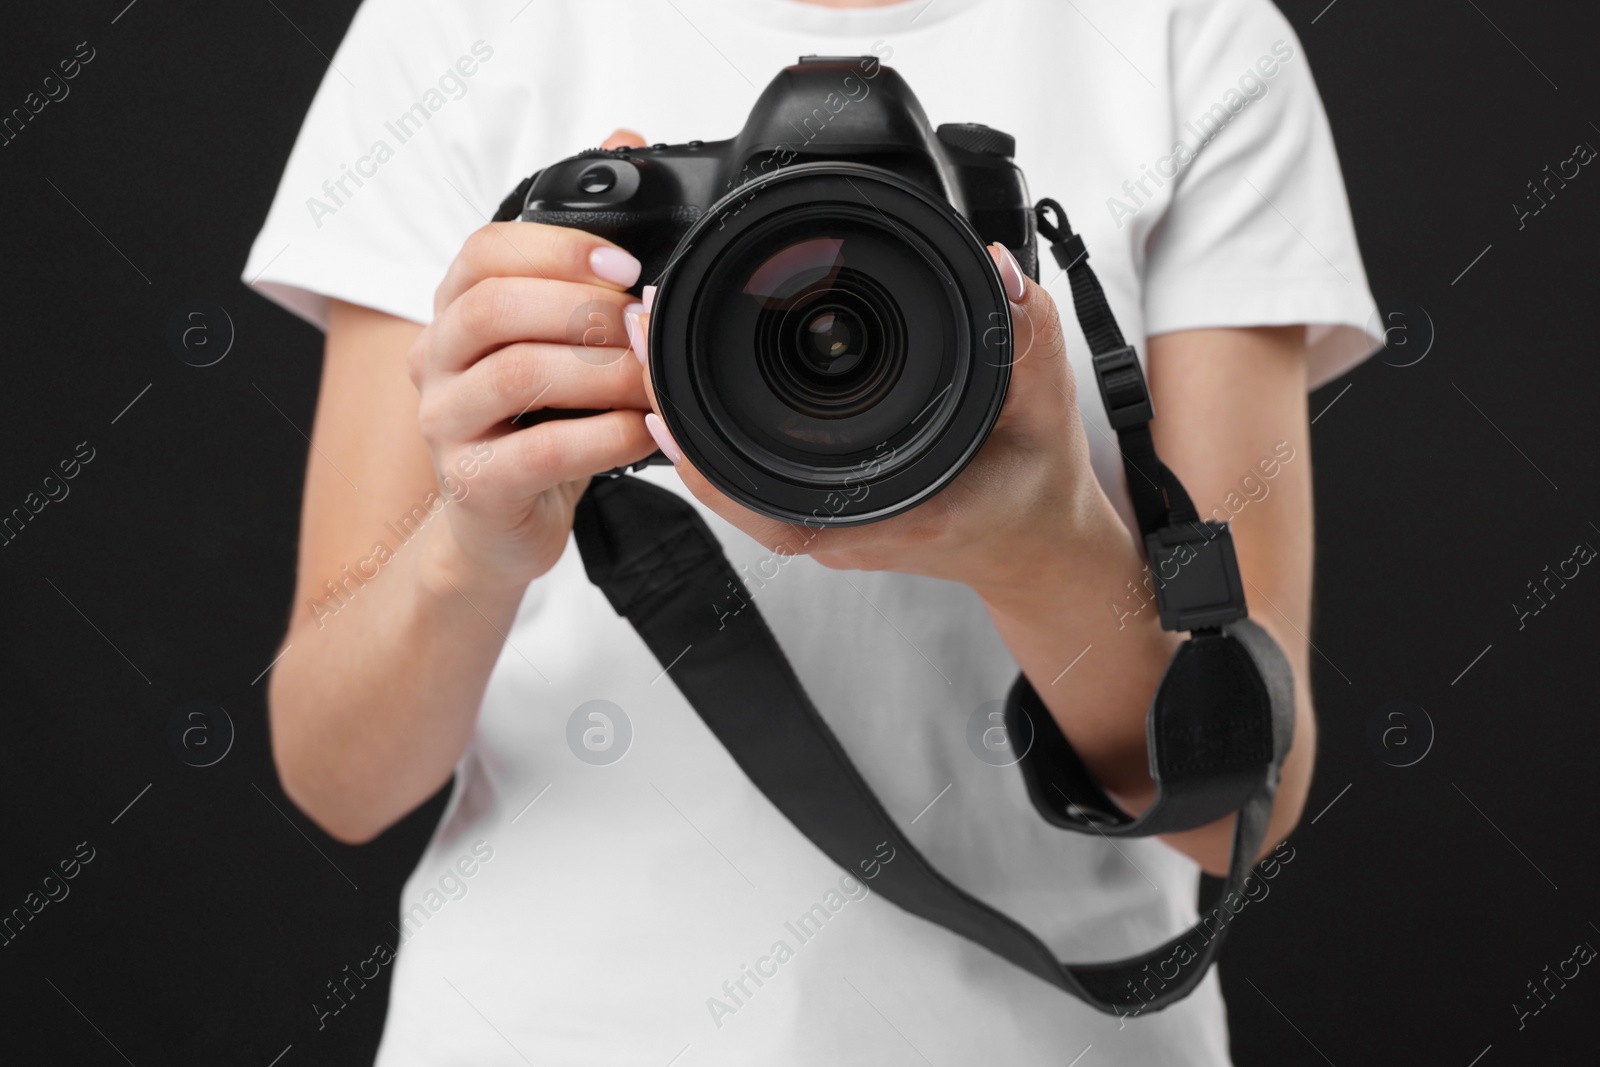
601 128 648 149
988 244 1075 429
627 306 657 414
434 222 642 316
626 302 701 468
482 409 656 501
629 318 773 539
419 341 649 444
428 276 637 375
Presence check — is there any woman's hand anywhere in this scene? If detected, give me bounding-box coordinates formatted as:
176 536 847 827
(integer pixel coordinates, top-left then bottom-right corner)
407 138 658 591
631 247 1115 597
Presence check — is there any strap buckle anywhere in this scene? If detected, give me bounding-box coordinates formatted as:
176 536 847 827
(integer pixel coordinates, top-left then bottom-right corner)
1145 521 1249 632
1092 346 1154 430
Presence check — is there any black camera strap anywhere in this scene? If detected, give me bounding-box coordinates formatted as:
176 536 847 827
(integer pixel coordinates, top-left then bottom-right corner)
556 200 1294 1017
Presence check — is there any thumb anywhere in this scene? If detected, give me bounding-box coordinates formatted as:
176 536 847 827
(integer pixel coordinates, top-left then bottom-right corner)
601 128 648 150
988 244 1075 422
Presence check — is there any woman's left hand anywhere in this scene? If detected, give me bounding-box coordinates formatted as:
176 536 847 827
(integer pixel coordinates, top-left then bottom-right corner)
629 244 1115 596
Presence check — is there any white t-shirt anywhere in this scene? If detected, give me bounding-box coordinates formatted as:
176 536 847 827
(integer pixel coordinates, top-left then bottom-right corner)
244 1 1378 1064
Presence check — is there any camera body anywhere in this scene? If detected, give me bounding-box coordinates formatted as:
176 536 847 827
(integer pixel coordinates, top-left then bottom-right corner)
508 56 1038 526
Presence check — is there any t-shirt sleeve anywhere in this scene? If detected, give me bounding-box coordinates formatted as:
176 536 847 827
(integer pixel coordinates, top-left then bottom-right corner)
1143 0 1380 389
240 0 507 330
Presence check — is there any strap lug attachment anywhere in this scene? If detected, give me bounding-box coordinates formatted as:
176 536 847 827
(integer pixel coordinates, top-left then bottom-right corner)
1048 233 1088 272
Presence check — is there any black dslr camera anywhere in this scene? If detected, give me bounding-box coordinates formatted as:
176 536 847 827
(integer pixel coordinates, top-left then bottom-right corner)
499 56 1037 527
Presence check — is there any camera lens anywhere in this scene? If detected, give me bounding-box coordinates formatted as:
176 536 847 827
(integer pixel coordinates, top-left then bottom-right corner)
801 309 859 374
648 165 1012 527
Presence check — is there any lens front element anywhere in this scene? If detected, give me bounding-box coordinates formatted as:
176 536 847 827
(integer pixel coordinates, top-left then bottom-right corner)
757 266 906 420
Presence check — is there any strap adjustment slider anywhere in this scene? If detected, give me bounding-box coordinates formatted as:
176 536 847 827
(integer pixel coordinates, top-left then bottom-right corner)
1092 346 1153 430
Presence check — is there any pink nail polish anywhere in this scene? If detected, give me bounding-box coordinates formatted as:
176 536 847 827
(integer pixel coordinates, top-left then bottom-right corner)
590 246 642 288
990 244 1026 302
624 306 646 365
642 284 657 312
645 412 682 464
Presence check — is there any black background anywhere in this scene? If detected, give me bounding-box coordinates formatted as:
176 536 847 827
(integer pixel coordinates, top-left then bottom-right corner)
2 1 1597 1064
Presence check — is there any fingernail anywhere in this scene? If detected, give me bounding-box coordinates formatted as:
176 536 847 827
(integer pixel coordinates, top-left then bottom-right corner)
623 305 646 365
642 284 657 312
645 412 682 465
990 244 1026 302
590 246 642 288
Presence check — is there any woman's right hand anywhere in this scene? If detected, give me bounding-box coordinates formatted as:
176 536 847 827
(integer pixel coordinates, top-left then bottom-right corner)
408 218 657 590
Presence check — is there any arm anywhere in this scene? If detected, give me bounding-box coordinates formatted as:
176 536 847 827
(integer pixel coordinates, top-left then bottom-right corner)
267 300 525 845
977 324 1316 875
268 212 656 844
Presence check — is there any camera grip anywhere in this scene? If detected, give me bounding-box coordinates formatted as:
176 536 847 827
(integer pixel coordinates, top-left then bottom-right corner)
521 209 639 250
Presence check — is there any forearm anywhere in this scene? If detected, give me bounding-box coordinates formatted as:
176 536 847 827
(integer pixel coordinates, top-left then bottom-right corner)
268 521 524 843
976 485 1178 804
975 485 1313 875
